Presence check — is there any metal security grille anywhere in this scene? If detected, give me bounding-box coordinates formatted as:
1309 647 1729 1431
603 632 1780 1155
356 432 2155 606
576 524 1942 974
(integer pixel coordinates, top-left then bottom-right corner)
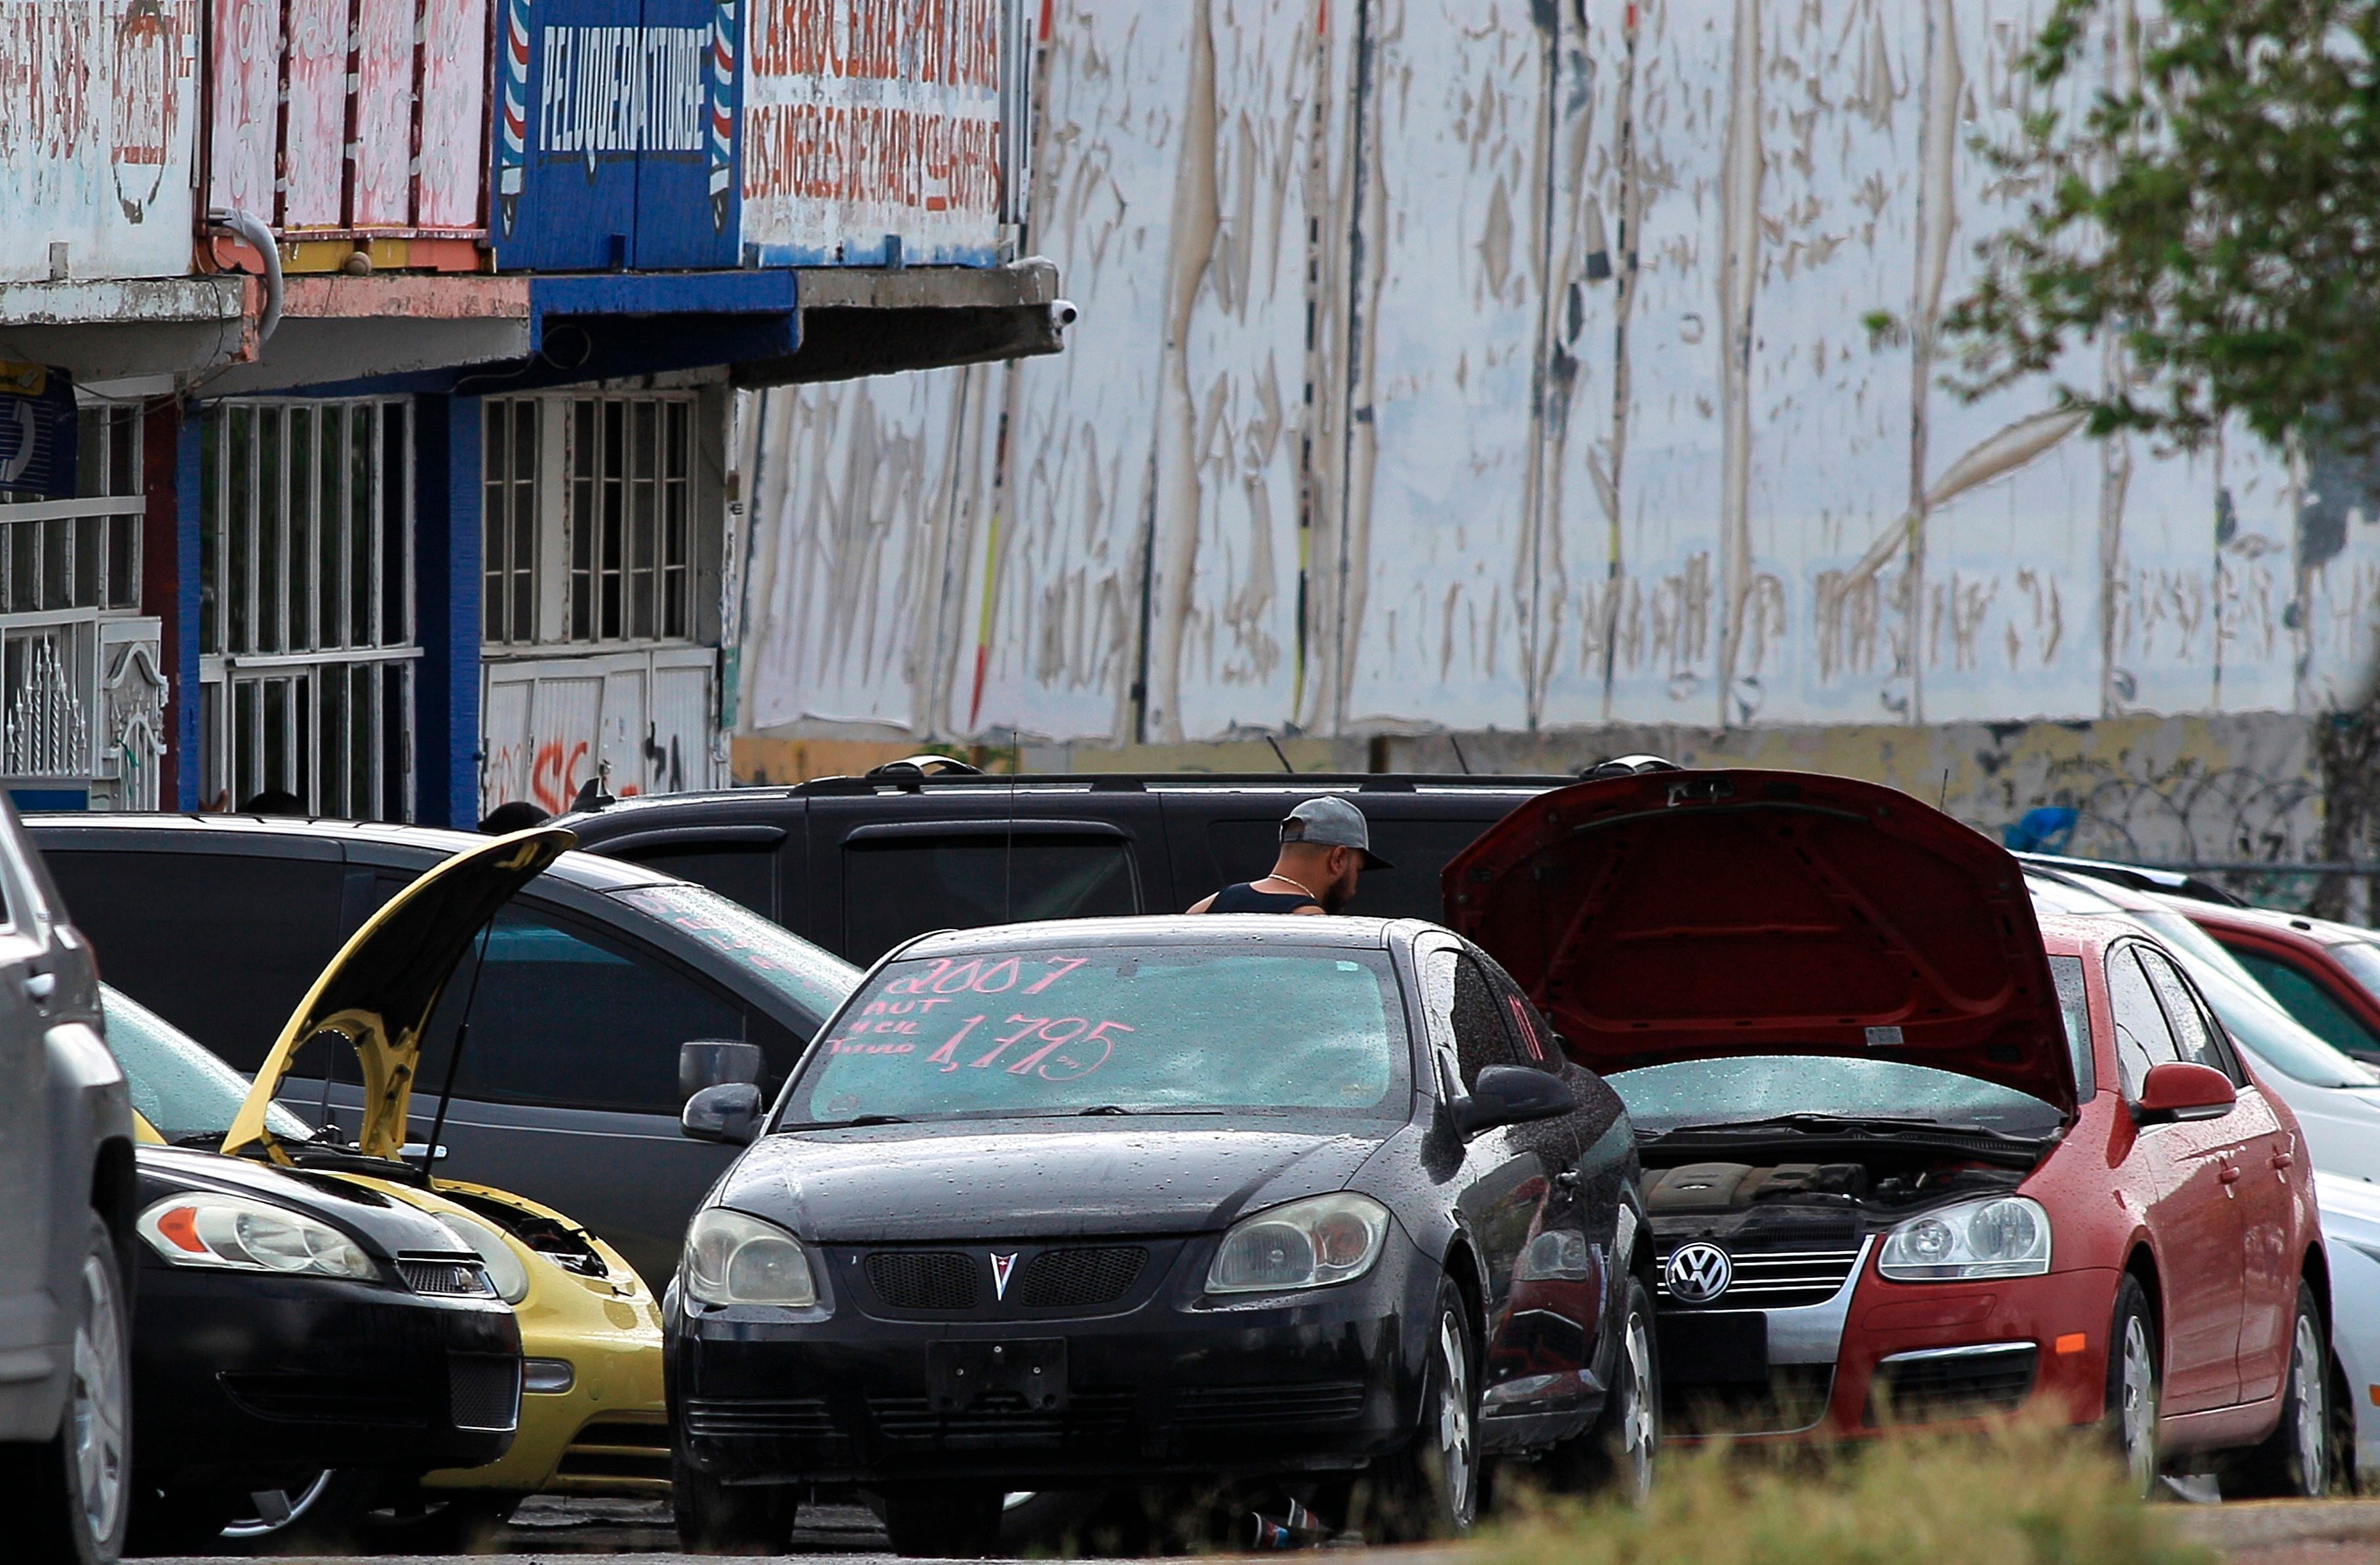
200 399 418 819
481 392 695 648
0 405 143 610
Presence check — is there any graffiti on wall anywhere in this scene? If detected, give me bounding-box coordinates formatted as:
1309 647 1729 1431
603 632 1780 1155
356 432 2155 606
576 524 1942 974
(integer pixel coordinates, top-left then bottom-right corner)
738 0 2380 747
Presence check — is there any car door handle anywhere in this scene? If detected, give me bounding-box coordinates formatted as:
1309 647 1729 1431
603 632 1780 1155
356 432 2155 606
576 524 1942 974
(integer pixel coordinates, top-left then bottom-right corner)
2218 1163 2242 1185
24 971 54 1002
2271 1149 2295 1170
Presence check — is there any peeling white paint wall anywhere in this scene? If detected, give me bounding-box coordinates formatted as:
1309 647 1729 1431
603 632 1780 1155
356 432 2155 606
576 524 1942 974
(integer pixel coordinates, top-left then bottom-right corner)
740 0 2380 745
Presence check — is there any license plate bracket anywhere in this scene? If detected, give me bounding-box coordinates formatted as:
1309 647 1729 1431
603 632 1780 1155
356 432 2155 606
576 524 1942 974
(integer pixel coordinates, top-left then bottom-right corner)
928 1338 1068 1412
1658 1311 1768 1387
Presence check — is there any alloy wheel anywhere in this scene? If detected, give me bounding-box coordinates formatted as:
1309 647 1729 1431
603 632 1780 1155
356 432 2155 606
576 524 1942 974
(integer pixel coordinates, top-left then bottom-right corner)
1614 1308 1657 1499
1435 1311 1476 1527
2119 1315 2158 1496
221 1471 338 1538
2290 1313 2329 1496
71 1253 128 1549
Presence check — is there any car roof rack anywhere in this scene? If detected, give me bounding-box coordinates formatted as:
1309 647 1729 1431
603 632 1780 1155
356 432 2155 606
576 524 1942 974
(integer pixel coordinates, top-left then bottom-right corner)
786 770 1577 797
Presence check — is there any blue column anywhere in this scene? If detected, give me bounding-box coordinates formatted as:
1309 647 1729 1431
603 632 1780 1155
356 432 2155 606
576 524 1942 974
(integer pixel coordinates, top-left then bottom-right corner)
412 395 482 829
173 412 203 812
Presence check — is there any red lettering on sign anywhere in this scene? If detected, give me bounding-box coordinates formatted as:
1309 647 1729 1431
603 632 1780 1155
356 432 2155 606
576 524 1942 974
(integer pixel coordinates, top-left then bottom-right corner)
927 1013 986 1071
1021 957 1087 995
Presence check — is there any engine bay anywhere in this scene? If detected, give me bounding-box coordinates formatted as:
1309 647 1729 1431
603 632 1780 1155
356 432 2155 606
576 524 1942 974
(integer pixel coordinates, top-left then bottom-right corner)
1642 1153 2029 1221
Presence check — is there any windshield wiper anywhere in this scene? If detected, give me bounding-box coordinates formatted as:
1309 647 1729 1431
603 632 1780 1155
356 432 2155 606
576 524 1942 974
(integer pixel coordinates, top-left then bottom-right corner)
1648 1113 2045 1143
794 1113 911 1130
171 1132 230 1148
1078 1105 1133 1116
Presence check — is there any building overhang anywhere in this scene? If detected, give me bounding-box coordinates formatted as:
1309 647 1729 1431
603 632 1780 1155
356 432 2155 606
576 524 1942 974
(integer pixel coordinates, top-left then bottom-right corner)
0 277 254 382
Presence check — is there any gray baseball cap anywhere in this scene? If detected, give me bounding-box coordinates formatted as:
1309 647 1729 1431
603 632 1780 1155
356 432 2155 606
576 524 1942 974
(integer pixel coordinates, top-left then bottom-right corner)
1280 796 1392 871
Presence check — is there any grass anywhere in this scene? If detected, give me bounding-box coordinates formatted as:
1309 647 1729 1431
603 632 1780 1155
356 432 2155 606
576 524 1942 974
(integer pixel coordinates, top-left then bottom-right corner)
1481 1424 2219 1565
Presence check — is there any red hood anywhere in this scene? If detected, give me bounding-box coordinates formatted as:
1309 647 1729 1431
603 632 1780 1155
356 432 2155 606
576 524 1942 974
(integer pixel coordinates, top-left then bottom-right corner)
1442 770 2073 1114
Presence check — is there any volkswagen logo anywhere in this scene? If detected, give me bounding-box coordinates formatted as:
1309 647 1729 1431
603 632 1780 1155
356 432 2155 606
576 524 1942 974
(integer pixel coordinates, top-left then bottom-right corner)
1664 1242 1733 1304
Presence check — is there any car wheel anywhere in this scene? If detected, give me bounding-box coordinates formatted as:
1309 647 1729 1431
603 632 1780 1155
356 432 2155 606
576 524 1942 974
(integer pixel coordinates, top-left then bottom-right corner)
880 1483 1005 1558
0 1214 130 1565
206 1471 378 1555
2104 1275 2161 1499
363 1490 526 1553
1364 1278 1480 1543
1582 1275 1660 1501
673 1449 796 1555
2227 1283 2333 1498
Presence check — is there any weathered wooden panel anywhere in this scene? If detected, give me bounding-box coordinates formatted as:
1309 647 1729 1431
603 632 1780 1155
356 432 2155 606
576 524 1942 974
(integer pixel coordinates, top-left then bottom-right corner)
417 0 491 229
278 0 346 228
349 0 415 226
0 0 200 281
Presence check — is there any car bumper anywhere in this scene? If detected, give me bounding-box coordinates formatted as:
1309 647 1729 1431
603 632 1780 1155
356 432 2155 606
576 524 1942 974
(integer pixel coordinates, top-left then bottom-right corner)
674 1237 1437 1488
133 1262 523 1492
424 1299 667 1496
1662 1264 2118 1443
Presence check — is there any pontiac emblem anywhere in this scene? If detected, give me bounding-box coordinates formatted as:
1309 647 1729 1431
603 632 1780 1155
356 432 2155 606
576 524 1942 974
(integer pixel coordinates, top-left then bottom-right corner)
990 1252 1017 1301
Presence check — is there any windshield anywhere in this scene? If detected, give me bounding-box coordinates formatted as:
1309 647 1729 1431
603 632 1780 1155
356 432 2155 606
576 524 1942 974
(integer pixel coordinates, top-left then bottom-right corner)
614 883 859 1022
2132 908 2268 993
2164 944 2380 1088
2331 940 2380 1003
1607 1056 2065 1138
785 944 1410 1126
105 985 315 1144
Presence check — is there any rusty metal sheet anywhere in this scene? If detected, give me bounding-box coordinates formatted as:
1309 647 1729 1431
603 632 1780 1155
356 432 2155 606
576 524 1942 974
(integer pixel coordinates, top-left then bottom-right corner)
0 0 200 282
204 0 275 218
739 0 1006 266
417 0 491 229
349 0 414 226
279 0 347 228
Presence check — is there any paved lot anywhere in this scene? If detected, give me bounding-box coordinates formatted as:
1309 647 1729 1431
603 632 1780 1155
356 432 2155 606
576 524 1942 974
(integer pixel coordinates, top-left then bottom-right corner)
134 1494 2380 1564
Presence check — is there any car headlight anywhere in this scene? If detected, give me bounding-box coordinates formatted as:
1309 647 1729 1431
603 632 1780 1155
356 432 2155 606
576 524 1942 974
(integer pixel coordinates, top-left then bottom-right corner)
136 1192 378 1281
684 1208 820 1307
1878 1196 2052 1282
1207 1193 1390 1295
435 1212 532 1304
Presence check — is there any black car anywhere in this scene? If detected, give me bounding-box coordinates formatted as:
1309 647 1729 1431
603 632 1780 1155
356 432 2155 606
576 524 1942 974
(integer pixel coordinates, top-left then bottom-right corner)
28 815 860 1286
127 1145 522 1550
556 767 1568 964
668 915 1657 1555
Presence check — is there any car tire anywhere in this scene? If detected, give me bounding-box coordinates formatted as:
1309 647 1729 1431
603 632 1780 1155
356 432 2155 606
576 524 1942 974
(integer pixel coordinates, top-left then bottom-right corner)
0 1214 131 1565
1577 1275 1660 1501
365 1490 526 1553
880 1483 1005 1558
2104 1275 2162 1499
1362 1277 1480 1543
2227 1282 2333 1499
673 1450 795 1555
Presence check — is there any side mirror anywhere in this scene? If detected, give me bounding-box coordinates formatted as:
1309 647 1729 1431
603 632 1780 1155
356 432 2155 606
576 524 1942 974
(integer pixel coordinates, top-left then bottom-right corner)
680 1040 766 1101
2134 1061 2236 1124
682 1082 764 1145
1452 1064 1576 1138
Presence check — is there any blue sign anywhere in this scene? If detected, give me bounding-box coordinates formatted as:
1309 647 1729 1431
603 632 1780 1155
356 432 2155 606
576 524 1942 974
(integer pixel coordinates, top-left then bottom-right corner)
490 0 743 271
0 363 77 502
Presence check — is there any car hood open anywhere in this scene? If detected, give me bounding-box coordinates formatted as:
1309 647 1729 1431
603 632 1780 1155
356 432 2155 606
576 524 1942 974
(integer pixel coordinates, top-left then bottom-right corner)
718 1120 1390 1243
1443 769 2073 1114
222 827 575 1163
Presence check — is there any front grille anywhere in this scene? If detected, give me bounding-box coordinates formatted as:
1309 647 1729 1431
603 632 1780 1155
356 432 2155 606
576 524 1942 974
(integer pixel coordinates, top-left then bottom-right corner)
556 1417 674 1486
448 1354 521 1432
220 1372 421 1425
868 1389 1137 1448
1174 1381 1367 1426
867 1252 979 1311
1015 1246 1146 1308
1664 1363 1836 1437
1656 1244 1863 1309
399 1256 496 1297
682 1397 840 1439
1867 1345 2039 1426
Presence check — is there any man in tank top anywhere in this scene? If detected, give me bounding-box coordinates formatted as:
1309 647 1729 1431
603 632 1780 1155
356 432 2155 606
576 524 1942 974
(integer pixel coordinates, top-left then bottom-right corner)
1187 796 1392 915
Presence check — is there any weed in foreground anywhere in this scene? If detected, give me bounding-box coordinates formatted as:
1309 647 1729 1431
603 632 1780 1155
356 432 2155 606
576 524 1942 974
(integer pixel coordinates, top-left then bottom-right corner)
1482 1423 2217 1565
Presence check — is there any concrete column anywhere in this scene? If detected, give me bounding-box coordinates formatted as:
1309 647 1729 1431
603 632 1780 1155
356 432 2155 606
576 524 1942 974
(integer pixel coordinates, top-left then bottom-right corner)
413 394 482 828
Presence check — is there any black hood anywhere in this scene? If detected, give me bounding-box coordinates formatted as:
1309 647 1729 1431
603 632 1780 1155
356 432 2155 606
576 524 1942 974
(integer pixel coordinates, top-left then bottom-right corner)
136 1145 467 1260
714 1120 1391 1244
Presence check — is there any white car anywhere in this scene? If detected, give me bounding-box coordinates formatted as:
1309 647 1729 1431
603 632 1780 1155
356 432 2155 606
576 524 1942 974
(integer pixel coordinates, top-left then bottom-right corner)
2316 1172 2380 1482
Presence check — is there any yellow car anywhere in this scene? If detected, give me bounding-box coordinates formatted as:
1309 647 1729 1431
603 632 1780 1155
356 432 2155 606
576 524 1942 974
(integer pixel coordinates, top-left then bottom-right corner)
110 827 665 1547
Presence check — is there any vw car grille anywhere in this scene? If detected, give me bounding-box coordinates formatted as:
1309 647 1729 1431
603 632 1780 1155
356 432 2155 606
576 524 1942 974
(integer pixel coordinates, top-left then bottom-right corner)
1655 1244 1862 1309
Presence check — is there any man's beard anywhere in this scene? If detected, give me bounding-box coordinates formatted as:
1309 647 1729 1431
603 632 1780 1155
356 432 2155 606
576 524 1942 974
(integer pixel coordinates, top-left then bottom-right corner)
1321 876 1356 914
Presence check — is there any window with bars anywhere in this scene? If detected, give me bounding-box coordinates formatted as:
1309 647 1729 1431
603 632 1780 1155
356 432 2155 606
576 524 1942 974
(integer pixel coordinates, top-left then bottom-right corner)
482 393 696 650
0 405 144 612
200 399 418 821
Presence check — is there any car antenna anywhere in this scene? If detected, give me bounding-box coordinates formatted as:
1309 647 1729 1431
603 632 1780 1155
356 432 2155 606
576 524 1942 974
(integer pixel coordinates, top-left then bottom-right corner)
1940 769 1951 810
419 917 497 1177
1003 726 1017 922
1265 735 1295 773
1448 734 1473 776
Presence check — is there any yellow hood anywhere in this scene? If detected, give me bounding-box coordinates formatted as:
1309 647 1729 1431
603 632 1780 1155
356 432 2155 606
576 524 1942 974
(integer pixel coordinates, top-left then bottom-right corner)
222 827 574 1162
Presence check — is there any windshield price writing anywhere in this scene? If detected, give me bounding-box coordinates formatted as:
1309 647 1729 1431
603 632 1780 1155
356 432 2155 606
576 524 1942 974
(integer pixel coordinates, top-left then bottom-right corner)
823 955 1128 1082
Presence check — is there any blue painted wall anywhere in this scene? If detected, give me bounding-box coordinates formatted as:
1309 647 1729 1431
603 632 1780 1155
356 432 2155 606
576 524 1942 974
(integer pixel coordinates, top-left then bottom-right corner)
413 396 483 829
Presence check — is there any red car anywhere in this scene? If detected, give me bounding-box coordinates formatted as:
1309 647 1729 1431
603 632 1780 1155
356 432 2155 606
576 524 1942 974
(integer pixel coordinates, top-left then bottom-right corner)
2173 900 2380 1068
1445 769 2331 1494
